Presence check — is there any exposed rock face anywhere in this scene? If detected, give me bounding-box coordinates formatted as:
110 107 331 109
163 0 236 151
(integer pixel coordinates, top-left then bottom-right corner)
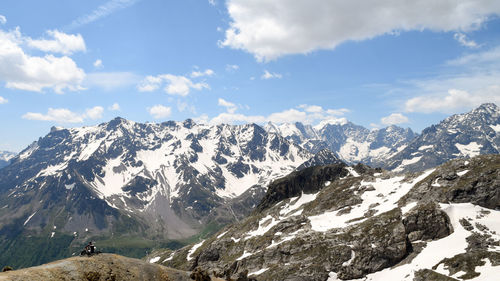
0 254 191 281
256 163 348 211
403 202 453 242
153 155 500 281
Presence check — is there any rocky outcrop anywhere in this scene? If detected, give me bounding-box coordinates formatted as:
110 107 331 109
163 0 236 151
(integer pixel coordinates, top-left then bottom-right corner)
403 201 453 242
0 254 190 281
256 163 348 211
401 155 500 209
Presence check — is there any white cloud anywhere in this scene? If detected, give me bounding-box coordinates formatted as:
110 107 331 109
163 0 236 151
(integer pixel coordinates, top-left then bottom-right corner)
454 33 479 48
85 106 104 119
218 98 238 113
226 64 239 71
405 87 500 113
0 15 6 25
447 46 500 67
221 0 500 61
137 75 162 92
0 96 7 104
148 104 172 119
209 104 349 125
27 30 86 55
299 104 323 113
0 27 85 93
67 0 140 30
190 69 214 78
138 74 209 96
85 72 140 90
381 113 409 125
93 59 103 68
261 70 282 80
22 106 104 123
208 0 216 6
109 103 120 111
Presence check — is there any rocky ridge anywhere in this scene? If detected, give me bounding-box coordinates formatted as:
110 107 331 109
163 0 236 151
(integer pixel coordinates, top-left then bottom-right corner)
0 253 191 281
152 154 500 281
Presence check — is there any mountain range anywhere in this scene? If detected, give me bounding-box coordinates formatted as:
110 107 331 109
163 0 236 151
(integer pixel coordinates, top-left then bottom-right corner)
0 103 499 270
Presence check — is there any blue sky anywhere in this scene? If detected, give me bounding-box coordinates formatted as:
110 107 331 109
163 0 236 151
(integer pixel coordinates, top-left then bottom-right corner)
1 0 500 152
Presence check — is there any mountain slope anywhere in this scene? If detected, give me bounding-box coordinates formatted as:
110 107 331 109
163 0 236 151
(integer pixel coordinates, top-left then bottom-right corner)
156 154 500 281
386 103 500 172
0 118 311 268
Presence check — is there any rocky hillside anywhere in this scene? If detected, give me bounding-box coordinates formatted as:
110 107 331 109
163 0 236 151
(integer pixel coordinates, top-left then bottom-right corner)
0 253 191 281
386 103 500 172
152 154 500 281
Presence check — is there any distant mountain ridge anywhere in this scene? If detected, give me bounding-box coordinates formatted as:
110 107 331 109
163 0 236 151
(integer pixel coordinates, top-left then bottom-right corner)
0 151 16 169
385 103 500 172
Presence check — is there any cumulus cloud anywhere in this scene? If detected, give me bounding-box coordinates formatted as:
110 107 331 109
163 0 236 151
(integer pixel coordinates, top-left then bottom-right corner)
454 33 479 48
108 103 120 111
218 98 238 113
0 27 85 93
22 106 104 123
0 15 6 25
27 30 86 55
93 59 103 68
221 0 500 61
261 70 282 80
85 106 104 119
381 113 409 125
0 96 7 104
138 74 209 96
209 103 349 125
67 0 140 30
148 104 172 119
405 87 500 113
190 69 214 78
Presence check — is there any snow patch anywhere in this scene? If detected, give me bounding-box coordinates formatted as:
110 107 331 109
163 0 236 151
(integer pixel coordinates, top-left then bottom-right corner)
24 211 37 226
149 256 161 263
455 142 482 158
187 240 205 261
248 267 269 276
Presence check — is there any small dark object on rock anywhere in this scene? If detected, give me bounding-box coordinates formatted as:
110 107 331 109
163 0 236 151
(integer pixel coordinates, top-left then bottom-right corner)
2 266 13 272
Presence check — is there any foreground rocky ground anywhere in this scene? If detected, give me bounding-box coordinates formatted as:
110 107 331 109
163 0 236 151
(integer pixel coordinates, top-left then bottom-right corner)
0 253 191 281
148 155 500 280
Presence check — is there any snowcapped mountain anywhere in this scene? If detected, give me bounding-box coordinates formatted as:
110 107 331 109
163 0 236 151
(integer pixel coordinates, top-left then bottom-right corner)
0 117 313 268
0 151 16 169
265 119 417 166
156 154 500 281
386 103 500 172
